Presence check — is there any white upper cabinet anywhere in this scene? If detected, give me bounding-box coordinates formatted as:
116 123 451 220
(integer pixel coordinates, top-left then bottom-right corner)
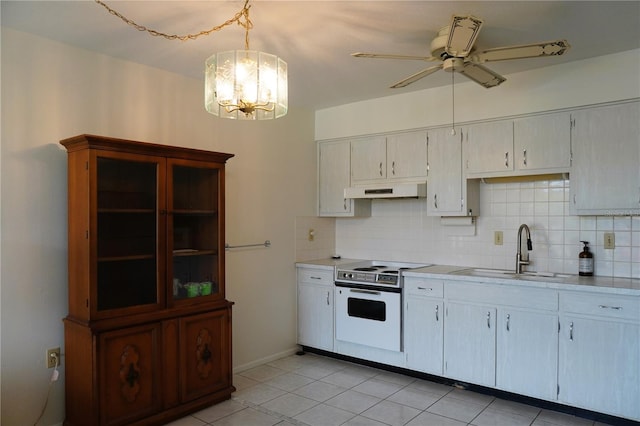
464 120 514 176
570 101 640 215
318 140 371 217
427 127 479 216
351 136 387 183
465 112 572 178
351 132 428 185
386 131 429 181
514 112 572 173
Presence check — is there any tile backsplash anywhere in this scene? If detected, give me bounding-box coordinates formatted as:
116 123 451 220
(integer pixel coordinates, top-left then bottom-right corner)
298 180 640 279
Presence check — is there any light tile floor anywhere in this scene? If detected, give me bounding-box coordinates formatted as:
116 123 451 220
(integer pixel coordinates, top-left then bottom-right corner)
166 353 619 426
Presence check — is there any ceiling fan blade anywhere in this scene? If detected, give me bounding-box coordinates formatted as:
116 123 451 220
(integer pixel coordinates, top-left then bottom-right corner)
352 52 439 61
446 15 483 57
390 64 443 88
458 62 506 88
472 39 571 63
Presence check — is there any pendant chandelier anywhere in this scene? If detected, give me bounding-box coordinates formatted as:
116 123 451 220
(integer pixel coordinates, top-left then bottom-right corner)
95 0 287 120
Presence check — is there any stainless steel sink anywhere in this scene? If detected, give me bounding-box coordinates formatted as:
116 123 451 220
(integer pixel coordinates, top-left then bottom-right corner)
453 268 571 283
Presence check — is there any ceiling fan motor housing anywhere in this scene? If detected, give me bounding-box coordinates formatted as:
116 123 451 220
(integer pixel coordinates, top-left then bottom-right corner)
443 57 464 72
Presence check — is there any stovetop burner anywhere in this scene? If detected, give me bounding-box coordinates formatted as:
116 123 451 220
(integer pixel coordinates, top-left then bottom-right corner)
335 260 431 288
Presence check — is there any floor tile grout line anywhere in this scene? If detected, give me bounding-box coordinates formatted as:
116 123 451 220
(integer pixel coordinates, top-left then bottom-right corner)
230 394 314 426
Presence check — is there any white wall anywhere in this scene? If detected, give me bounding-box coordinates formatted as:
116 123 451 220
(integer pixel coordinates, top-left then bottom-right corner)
316 49 640 139
0 28 316 426
315 50 640 279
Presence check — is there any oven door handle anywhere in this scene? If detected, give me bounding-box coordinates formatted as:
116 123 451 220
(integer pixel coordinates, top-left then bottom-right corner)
349 289 381 296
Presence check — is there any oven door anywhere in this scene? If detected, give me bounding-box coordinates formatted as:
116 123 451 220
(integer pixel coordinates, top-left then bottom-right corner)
335 284 401 352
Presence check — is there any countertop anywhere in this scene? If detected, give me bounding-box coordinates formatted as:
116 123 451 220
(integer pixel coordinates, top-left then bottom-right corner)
405 264 640 296
296 258 640 296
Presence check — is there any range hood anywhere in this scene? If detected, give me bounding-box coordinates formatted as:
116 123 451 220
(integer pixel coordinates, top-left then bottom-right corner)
344 182 427 199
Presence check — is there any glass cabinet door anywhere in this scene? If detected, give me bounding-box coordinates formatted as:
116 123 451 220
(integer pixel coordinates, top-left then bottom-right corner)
95 154 165 315
168 160 222 303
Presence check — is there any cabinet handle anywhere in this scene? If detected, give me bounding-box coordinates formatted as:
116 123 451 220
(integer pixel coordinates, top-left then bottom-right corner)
343 199 347 210
598 305 622 310
310 276 322 280
505 152 509 168
523 149 527 166
392 161 396 175
506 313 510 331
569 321 574 341
487 311 491 328
379 162 383 176
417 286 432 291
434 194 438 209
326 291 330 305
435 305 439 322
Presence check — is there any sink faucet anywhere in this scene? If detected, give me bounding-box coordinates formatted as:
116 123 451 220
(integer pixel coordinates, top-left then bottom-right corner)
516 224 533 274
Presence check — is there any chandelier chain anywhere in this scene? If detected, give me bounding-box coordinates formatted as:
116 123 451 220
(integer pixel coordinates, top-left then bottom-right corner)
94 0 253 45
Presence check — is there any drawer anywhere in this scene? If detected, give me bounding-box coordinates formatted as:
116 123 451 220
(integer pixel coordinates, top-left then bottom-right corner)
446 281 557 310
404 278 444 298
560 291 640 321
297 267 334 285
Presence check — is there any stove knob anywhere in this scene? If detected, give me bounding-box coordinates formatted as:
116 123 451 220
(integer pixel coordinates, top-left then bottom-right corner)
347 273 353 279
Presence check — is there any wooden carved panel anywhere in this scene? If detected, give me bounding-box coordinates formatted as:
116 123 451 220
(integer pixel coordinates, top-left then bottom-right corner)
119 345 141 402
180 308 231 402
196 328 213 379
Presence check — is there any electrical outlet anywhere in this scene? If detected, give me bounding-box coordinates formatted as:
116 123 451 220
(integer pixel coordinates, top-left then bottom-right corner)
494 231 503 245
604 232 615 249
308 229 315 241
47 347 60 369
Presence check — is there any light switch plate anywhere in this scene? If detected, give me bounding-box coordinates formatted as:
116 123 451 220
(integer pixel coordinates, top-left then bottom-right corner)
604 232 615 249
494 231 503 245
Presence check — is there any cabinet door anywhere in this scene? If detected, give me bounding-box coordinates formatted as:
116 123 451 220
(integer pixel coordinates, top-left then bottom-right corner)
558 315 640 420
351 136 387 183
318 141 370 217
98 323 162 426
514 112 571 172
386 131 428 181
180 308 232 402
92 152 166 320
570 101 640 215
465 120 514 175
168 159 225 304
496 309 558 401
427 128 463 215
298 282 334 351
444 302 496 387
405 296 443 375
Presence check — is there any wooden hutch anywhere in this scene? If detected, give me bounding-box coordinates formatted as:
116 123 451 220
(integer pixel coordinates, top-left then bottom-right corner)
61 134 234 426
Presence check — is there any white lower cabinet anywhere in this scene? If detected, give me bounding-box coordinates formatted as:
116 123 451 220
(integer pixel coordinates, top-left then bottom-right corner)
496 308 558 401
296 266 334 351
404 278 444 375
444 301 496 387
444 281 559 396
558 291 640 420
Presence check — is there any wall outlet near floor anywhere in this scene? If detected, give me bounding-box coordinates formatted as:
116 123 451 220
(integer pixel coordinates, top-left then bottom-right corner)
494 231 503 245
46 347 60 368
604 232 615 249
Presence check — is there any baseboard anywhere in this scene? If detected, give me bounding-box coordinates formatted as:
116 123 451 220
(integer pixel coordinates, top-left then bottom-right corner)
232 346 300 374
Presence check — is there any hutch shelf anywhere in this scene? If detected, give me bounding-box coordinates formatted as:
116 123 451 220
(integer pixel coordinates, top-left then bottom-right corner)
61 134 234 426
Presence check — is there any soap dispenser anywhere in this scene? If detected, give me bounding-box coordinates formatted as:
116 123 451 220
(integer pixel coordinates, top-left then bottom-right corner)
579 241 594 276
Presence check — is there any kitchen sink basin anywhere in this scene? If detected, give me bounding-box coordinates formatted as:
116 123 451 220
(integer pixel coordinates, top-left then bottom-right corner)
453 268 571 283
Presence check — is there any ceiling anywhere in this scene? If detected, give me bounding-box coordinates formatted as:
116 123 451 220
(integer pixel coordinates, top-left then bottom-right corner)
3 1 640 111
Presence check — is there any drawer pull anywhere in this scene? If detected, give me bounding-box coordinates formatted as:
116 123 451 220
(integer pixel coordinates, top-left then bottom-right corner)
310 276 322 280
598 305 622 310
417 287 433 291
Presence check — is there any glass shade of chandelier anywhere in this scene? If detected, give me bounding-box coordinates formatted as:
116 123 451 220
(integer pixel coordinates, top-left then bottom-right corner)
205 50 288 120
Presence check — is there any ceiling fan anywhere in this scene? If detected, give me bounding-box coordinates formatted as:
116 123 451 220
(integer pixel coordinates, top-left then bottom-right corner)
352 15 570 89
